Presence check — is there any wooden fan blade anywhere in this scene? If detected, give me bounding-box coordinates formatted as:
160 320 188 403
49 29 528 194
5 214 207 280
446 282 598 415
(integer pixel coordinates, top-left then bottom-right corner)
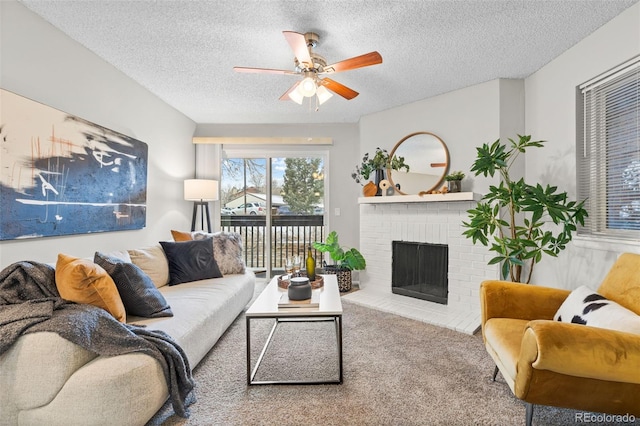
279 81 301 101
319 78 359 100
322 51 382 74
283 31 312 68
234 66 297 75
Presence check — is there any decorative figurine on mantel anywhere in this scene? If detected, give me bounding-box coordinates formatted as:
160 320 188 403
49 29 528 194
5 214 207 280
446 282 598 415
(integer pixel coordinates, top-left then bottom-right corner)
419 185 449 196
378 179 393 196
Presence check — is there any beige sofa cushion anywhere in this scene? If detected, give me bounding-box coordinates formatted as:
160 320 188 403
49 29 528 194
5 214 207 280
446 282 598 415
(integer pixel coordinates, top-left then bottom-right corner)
129 271 255 366
128 244 169 288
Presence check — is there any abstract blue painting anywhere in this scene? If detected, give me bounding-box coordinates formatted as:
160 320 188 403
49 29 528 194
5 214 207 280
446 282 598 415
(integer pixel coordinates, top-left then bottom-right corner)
0 89 148 240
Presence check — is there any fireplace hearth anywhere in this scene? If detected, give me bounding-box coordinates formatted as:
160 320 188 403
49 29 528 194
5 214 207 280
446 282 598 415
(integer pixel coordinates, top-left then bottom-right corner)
392 241 448 304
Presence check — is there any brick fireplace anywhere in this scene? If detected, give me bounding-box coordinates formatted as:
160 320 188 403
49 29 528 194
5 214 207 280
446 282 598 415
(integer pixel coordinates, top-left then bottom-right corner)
342 193 499 334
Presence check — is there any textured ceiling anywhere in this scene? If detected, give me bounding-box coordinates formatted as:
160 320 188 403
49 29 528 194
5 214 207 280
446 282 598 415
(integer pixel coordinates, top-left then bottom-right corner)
19 0 638 124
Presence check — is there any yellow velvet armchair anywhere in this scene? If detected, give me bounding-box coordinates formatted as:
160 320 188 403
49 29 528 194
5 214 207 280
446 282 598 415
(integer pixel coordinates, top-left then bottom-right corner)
480 253 640 425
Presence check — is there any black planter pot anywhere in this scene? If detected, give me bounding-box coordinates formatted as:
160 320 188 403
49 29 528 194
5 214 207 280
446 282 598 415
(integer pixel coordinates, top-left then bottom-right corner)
447 180 462 193
321 265 352 292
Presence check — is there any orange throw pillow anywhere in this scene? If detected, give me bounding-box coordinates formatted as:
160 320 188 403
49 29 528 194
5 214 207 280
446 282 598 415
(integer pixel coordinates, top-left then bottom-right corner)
55 253 126 322
171 229 193 242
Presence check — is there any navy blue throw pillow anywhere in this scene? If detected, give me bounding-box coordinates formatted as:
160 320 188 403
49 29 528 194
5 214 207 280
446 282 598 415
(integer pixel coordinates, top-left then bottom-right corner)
94 252 173 318
160 237 222 286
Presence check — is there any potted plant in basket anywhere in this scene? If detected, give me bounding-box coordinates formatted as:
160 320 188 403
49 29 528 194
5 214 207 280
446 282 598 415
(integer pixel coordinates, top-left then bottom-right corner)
444 171 465 193
462 135 588 283
352 147 409 196
313 231 366 292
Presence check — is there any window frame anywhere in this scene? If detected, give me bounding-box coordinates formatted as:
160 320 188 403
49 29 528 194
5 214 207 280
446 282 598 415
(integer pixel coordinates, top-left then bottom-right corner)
577 55 640 243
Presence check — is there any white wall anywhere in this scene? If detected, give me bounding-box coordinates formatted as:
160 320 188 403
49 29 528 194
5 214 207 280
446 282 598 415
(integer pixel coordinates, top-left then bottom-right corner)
0 1 196 267
499 79 526 180
193 123 361 250
525 2 640 288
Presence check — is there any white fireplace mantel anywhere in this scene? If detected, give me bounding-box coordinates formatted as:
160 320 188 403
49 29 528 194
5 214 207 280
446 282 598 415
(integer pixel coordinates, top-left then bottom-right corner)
357 192 482 204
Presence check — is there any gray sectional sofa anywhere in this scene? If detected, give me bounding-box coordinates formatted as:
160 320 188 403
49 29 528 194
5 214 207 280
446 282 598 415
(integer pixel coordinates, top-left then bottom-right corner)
0 232 255 426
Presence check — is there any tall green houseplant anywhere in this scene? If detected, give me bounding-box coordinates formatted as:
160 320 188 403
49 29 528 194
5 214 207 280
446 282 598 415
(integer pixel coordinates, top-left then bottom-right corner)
462 135 588 283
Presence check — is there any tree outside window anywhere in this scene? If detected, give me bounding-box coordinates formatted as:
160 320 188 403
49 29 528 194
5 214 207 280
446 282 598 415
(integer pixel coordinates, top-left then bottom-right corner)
281 158 324 214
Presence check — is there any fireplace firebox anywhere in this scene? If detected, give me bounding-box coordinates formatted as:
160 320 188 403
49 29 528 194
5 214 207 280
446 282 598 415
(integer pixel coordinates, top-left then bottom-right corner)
392 241 448 304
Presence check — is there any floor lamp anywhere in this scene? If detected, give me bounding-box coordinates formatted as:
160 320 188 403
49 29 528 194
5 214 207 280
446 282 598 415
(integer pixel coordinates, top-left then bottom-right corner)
184 179 218 233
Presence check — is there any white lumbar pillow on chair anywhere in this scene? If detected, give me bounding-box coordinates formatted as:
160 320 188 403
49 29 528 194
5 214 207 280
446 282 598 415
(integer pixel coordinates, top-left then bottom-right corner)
554 285 640 335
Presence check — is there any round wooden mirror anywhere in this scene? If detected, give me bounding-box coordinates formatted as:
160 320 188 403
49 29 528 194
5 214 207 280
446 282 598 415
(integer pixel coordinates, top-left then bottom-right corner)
388 132 450 195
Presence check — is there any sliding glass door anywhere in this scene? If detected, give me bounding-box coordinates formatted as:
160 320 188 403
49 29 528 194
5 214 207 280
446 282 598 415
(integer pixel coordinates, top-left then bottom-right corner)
220 153 326 277
270 157 325 276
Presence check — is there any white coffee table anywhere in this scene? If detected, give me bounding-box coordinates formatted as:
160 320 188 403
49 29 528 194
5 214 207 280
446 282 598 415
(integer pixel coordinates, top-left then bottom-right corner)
245 274 343 385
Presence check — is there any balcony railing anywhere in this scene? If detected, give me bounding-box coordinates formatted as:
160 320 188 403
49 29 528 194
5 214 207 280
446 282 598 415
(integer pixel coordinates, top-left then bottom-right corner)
220 215 325 274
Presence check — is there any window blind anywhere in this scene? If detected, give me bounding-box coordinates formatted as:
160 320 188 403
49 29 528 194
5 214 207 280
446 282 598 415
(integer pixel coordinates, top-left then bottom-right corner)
578 56 640 240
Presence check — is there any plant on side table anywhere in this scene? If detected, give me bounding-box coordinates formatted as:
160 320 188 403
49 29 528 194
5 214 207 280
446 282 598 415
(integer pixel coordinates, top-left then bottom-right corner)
313 231 366 292
462 135 588 283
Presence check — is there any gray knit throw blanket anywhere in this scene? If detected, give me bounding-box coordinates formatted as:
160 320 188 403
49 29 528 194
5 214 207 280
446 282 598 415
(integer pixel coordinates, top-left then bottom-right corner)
0 261 195 418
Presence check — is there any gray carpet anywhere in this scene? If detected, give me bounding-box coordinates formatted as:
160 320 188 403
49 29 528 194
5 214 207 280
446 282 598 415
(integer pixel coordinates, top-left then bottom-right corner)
161 290 638 426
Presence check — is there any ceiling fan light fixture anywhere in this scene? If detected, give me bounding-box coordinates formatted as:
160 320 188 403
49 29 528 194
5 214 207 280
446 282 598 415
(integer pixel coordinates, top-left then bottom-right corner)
316 85 333 105
235 31 381 106
299 76 317 97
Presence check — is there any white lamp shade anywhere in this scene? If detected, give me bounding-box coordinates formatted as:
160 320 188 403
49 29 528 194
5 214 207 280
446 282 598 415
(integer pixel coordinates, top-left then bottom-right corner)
184 179 218 201
288 87 304 104
316 85 333 105
299 77 317 97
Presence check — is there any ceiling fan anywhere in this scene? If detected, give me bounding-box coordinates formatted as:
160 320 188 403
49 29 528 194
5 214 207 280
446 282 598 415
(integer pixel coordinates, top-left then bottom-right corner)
233 31 382 105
